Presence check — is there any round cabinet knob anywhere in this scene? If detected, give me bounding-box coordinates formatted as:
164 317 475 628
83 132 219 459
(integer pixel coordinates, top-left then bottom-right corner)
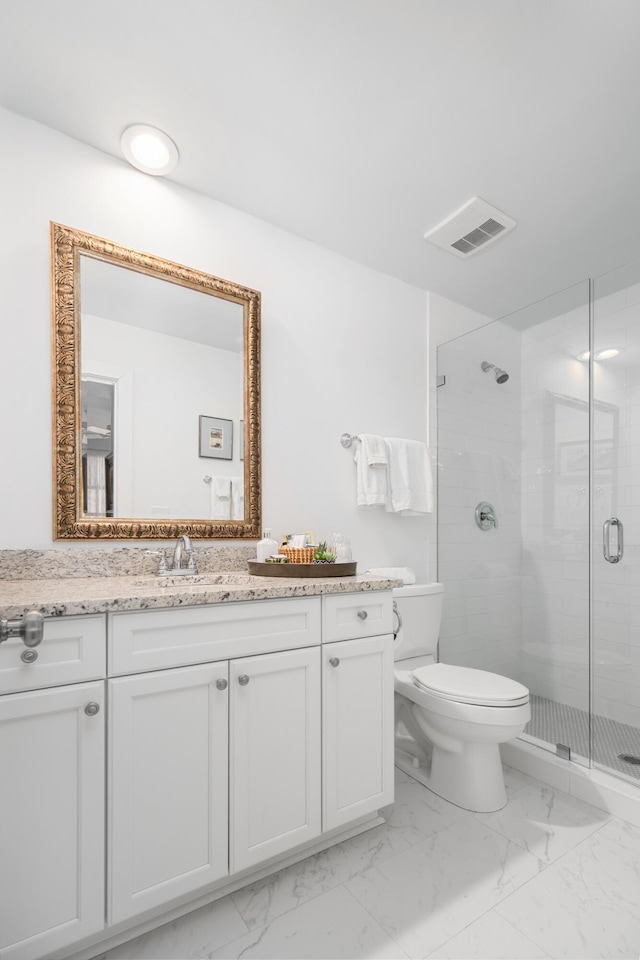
21 649 38 664
238 674 250 686
216 678 228 691
329 657 340 667
357 610 368 620
84 702 100 716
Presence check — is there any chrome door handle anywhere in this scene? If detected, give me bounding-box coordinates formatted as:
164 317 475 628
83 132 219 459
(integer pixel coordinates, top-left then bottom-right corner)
238 674 250 686
603 517 624 564
329 657 340 667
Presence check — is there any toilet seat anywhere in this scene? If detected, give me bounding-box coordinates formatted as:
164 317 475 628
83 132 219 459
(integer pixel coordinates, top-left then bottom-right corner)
412 663 529 707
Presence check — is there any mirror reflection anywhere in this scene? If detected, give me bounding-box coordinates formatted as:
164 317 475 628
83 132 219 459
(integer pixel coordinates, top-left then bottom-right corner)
79 256 245 521
51 222 261 540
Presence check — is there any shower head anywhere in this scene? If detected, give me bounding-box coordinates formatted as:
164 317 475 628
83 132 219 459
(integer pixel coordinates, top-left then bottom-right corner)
481 361 509 384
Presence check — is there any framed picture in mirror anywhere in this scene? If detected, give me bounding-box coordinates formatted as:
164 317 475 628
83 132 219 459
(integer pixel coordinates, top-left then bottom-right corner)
199 416 233 459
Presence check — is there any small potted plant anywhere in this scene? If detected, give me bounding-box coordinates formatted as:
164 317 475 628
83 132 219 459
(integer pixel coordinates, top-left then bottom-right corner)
313 541 336 564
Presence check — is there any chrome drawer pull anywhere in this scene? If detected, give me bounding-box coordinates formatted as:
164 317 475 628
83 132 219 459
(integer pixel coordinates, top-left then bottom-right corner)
84 702 100 716
329 657 340 667
238 674 250 686
216 678 228 691
357 610 368 620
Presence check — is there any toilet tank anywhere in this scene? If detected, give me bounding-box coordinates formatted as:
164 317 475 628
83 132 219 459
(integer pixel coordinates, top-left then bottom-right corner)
392 582 444 661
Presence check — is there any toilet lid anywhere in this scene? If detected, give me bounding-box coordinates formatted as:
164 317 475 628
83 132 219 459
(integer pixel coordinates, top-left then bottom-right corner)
412 663 529 707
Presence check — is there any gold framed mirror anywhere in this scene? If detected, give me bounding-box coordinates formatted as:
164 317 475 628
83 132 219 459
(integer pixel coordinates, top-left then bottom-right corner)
51 222 261 540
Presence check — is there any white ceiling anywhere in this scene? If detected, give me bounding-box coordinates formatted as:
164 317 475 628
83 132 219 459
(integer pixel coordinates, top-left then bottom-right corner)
2 0 640 319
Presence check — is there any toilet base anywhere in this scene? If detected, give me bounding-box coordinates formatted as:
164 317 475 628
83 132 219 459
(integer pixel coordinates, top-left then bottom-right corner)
395 740 508 812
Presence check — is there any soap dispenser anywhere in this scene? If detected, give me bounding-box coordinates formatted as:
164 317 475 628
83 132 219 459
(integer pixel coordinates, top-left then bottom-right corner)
256 528 278 562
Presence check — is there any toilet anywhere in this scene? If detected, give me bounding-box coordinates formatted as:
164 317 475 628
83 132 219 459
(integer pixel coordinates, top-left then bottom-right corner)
393 582 530 812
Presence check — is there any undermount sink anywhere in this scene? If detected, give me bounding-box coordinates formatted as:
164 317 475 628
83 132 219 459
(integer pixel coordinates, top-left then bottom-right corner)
133 573 254 588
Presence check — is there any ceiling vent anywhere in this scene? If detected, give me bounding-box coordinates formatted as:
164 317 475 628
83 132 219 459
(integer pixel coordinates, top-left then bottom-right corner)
424 197 516 258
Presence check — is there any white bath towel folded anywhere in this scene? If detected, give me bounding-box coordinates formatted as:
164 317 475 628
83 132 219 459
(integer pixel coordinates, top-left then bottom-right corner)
360 433 388 465
231 476 244 520
210 476 231 520
366 566 416 584
384 438 433 514
354 434 388 506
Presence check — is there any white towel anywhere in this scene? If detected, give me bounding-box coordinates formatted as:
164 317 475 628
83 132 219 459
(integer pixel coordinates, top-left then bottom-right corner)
384 438 433 514
354 434 388 506
84 453 107 516
210 476 231 520
366 566 416 584
231 476 244 520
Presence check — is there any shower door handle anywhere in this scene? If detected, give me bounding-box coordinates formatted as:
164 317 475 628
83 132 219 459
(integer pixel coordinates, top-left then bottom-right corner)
603 518 623 564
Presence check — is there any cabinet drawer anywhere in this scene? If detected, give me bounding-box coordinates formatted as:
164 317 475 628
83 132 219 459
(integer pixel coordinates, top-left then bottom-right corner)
109 597 322 675
0 614 106 695
322 592 393 643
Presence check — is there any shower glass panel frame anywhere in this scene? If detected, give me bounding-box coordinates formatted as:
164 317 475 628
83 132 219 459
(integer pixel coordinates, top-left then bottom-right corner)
591 261 640 783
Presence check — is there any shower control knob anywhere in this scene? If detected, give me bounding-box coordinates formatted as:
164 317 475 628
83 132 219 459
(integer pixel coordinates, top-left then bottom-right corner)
216 679 228 691
329 657 340 667
238 674 250 686
357 610 368 620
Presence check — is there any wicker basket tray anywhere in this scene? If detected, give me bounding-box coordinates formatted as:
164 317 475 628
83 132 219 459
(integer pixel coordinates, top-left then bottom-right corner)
278 546 317 564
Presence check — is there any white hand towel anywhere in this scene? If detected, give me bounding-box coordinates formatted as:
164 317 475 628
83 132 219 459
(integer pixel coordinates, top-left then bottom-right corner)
210 476 231 520
231 476 244 520
354 434 388 506
384 438 433 514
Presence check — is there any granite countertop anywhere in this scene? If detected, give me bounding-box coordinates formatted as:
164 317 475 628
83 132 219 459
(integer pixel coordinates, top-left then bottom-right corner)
0 572 403 620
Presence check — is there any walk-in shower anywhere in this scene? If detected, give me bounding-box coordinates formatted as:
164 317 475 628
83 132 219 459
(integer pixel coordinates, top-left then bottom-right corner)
437 261 640 785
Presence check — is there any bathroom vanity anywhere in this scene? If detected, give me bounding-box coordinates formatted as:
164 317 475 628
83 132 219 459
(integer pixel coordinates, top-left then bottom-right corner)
0 572 397 960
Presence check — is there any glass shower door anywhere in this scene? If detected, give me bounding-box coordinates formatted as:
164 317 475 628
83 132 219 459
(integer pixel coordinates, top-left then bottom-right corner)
591 262 640 781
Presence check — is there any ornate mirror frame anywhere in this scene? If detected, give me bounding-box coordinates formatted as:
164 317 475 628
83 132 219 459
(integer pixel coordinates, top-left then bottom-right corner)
51 222 261 540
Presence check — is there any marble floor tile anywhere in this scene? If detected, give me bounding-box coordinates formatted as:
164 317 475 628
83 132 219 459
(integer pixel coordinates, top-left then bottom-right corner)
231 821 411 930
210 885 409 959
425 910 551 959
502 764 541 798
379 771 471 845
103 895 248 959
474 781 611 864
495 819 640 958
345 816 543 959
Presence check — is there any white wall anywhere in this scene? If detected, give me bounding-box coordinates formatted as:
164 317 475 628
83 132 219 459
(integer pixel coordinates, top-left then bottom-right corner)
0 107 430 575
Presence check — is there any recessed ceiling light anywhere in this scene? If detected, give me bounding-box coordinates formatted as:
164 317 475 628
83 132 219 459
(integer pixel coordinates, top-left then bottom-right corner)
120 124 179 176
576 348 621 362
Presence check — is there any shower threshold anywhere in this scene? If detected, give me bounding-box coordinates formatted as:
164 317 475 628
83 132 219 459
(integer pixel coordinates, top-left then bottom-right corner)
526 694 640 782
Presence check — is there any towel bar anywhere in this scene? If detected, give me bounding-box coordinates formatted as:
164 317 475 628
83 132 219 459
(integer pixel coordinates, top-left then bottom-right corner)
340 433 361 448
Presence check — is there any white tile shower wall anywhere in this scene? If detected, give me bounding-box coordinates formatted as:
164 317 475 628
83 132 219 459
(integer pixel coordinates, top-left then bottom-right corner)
436 321 523 678
519 308 591 715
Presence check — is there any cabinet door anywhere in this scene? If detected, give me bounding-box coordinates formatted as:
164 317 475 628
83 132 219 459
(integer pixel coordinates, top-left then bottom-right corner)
109 662 229 924
323 634 394 831
230 647 321 873
0 681 105 960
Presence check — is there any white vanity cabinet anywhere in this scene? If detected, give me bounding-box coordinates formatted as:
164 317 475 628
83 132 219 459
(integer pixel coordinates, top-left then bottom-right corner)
230 646 321 873
0 586 395 959
322 593 395 829
0 616 106 960
108 662 230 924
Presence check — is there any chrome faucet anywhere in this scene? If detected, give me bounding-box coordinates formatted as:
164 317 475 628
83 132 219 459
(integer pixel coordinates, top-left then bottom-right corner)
159 535 198 575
